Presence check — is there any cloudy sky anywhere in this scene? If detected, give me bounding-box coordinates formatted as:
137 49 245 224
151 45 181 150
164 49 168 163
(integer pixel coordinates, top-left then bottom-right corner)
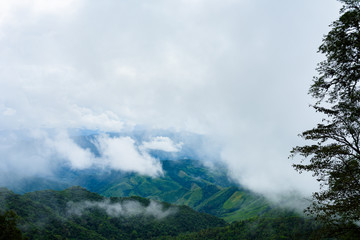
0 0 342 198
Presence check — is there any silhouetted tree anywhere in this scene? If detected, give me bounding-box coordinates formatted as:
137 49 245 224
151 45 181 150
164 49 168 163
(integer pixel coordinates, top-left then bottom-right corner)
291 0 360 238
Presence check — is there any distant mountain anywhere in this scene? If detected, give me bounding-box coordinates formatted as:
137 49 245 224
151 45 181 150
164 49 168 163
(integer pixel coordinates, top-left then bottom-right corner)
0 187 226 240
72 131 221 161
0 132 327 239
4 132 273 223
8 159 273 223
92 160 272 222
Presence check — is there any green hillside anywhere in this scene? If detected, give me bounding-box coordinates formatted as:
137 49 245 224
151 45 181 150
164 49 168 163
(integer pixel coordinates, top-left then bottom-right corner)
159 211 319 240
6 160 275 223
0 187 226 240
96 160 272 222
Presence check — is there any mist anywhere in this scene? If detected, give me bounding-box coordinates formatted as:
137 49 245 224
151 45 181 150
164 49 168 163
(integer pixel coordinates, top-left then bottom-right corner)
67 199 177 220
0 0 343 200
0 130 172 185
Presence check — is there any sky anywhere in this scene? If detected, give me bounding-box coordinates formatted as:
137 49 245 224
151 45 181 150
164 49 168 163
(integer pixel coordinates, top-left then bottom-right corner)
0 0 342 199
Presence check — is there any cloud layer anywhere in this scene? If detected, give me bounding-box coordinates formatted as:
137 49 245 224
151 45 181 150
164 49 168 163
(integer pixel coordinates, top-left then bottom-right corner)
67 199 177 220
142 136 183 152
0 130 163 186
0 0 342 197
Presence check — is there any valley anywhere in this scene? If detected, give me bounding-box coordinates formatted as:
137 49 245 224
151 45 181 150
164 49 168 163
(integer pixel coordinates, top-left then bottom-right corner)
10 159 273 223
0 159 319 239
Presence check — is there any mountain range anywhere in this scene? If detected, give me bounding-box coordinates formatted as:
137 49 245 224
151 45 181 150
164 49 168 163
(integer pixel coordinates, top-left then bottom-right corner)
0 186 319 240
10 159 272 223
0 186 225 239
0 134 320 239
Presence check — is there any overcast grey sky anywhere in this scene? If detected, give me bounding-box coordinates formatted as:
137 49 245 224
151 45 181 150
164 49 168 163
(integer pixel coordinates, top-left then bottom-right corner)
0 0 342 197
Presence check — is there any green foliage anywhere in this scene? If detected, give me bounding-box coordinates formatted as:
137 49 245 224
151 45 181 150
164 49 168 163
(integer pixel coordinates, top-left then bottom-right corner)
99 160 271 222
0 187 226 239
291 0 360 237
6 160 272 223
158 211 318 240
0 210 24 240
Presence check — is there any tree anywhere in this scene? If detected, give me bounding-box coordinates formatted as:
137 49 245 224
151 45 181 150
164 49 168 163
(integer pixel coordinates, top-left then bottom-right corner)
0 210 24 240
291 0 360 237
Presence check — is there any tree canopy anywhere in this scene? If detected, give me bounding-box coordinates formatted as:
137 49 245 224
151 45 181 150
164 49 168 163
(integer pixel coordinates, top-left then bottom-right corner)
291 0 360 237
0 210 24 240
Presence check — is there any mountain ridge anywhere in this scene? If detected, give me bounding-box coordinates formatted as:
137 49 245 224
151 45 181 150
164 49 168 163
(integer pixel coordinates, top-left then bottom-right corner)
5 159 273 223
0 186 226 239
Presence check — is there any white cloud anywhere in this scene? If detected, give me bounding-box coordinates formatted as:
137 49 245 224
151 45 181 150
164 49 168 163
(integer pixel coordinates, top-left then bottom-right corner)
67 199 177 219
69 105 124 132
0 130 56 184
0 130 163 183
2 107 16 116
49 131 94 170
0 0 343 197
0 0 82 39
95 135 163 177
142 136 183 152
53 133 163 177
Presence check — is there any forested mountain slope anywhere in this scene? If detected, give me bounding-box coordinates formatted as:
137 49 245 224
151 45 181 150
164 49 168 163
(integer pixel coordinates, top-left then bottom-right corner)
0 187 225 240
100 163 270 222
9 159 272 223
72 160 272 222
159 211 319 240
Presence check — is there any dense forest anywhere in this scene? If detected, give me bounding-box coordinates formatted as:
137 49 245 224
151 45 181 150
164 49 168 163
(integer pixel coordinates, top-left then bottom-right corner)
10 159 272 223
2 161 355 239
0 186 332 240
0 187 225 239
159 214 318 240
